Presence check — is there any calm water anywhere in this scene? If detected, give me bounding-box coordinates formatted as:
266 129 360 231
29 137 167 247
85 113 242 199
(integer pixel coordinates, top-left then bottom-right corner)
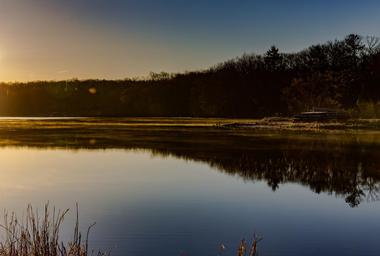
0 123 380 256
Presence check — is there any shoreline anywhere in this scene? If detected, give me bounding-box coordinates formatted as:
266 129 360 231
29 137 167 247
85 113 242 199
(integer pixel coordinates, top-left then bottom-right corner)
0 117 379 133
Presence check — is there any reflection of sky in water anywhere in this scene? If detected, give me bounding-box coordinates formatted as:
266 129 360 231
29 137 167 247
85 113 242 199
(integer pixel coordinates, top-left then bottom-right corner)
0 148 379 256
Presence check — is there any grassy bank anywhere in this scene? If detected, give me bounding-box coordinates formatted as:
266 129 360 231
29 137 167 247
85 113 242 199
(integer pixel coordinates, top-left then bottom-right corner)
0 117 380 133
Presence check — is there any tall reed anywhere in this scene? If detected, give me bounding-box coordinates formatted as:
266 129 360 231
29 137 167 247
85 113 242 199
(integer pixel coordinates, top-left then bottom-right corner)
0 204 104 256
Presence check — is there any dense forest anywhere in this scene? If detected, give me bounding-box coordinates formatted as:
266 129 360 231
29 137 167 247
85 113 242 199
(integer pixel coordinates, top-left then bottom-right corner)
0 34 379 117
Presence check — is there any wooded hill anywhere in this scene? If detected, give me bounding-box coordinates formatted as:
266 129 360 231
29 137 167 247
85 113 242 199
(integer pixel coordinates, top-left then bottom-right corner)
0 34 379 117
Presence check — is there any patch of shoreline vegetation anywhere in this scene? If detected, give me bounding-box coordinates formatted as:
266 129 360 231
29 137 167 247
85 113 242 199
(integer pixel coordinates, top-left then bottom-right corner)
0 117 380 134
0 204 105 256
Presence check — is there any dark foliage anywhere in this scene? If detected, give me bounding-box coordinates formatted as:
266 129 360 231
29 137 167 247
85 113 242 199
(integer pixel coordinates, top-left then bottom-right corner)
0 34 379 117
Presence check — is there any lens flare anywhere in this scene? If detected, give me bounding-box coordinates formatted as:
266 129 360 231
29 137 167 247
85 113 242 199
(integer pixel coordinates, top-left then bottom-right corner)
88 87 97 94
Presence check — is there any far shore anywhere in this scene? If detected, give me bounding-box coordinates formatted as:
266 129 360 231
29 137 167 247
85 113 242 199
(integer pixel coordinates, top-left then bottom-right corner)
216 117 380 132
0 117 379 133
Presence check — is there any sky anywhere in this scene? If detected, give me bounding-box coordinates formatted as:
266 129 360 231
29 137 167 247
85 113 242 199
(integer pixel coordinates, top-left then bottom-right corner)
0 0 379 82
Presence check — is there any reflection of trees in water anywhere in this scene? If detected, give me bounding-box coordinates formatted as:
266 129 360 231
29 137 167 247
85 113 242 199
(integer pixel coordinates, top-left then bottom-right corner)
1 127 380 207
150 145 380 207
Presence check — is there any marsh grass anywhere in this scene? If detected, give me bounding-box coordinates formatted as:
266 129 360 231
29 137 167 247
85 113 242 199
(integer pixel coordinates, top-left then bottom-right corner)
0 204 105 256
218 234 263 256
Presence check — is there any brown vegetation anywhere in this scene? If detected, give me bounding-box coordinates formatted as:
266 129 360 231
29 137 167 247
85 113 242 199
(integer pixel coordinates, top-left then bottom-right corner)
0 204 104 256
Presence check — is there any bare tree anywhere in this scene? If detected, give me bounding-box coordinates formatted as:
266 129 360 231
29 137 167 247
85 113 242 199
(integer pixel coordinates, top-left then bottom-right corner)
365 36 380 54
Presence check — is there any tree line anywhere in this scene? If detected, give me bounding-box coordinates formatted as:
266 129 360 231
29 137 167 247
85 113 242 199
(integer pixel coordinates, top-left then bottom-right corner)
0 34 379 117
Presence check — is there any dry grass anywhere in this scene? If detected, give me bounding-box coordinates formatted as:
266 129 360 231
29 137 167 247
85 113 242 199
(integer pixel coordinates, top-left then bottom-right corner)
1 118 380 141
218 234 263 256
0 204 105 256
0 203 264 256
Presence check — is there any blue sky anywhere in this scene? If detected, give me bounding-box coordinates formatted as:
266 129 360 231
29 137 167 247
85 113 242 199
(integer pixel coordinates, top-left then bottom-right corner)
0 0 379 81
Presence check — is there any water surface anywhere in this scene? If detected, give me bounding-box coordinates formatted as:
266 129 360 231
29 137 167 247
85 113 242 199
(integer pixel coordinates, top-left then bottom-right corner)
0 121 379 256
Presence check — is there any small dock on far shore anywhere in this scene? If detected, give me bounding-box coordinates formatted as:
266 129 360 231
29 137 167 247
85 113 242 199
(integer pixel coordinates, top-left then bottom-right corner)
294 108 348 122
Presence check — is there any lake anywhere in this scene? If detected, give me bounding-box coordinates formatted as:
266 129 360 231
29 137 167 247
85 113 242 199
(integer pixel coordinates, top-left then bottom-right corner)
0 118 379 256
